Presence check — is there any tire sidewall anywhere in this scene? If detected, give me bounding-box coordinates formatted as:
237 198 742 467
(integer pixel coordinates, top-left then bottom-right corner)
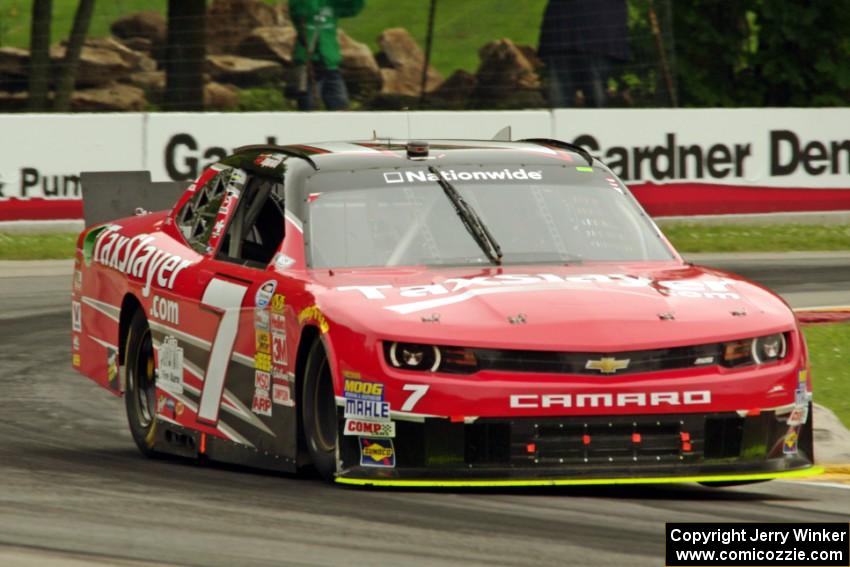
125 309 158 457
301 340 338 480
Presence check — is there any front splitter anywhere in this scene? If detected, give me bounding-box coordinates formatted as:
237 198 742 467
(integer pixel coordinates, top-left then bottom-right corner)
335 465 823 488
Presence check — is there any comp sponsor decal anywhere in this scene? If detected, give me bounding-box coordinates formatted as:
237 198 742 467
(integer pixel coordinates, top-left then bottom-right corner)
92 226 193 298
509 390 712 409
337 274 741 315
359 438 395 468
344 419 396 438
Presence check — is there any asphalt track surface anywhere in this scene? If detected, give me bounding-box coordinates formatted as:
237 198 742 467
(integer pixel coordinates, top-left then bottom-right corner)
1 256 849 567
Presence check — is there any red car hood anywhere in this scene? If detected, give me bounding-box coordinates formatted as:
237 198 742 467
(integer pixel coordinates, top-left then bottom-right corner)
307 262 796 351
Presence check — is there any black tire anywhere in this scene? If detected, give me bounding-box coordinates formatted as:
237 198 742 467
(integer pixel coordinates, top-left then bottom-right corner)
301 340 338 480
124 309 159 457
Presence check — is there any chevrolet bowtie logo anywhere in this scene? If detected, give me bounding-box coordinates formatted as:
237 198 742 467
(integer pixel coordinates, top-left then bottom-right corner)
585 357 630 374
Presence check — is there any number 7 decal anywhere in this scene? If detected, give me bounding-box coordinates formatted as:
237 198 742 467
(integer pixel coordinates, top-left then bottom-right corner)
401 384 429 412
197 278 248 424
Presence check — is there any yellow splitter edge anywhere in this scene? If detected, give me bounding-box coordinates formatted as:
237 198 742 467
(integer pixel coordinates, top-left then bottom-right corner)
336 466 824 488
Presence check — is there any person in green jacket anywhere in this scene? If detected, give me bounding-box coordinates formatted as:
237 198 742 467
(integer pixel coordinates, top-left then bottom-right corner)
289 0 365 110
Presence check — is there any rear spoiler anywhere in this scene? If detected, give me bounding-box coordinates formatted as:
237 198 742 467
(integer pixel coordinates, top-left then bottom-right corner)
79 171 190 228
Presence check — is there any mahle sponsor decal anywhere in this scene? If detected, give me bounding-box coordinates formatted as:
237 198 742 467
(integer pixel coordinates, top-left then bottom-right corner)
510 390 711 409
93 226 193 297
383 168 543 185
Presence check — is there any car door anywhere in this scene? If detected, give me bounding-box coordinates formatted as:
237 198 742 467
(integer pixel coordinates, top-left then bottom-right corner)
166 164 296 468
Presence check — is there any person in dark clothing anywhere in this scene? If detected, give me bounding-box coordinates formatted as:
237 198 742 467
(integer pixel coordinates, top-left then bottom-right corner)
538 0 630 108
289 0 365 111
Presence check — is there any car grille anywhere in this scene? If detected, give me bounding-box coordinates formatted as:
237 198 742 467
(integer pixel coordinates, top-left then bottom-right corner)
466 343 722 376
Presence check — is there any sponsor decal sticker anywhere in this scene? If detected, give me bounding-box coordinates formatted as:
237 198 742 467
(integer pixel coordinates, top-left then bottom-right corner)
298 305 329 333
72 335 80 351
255 280 277 309
158 394 176 420
272 368 294 406
274 254 296 269
106 347 119 389
271 293 285 314
255 153 286 168
345 419 396 438
270 313 286 333
359 438 395 467
255 329 271 354
92 227 193 298
251 389 272 417
383 168 543 185
344 377 384 402
345 398 390 421
254 370 271 391
71 300 82 332
74 269 82 291
150 295 179 325
72 353 81 367
255 352 271 372
783 425 799 455
158 336 184 395
272 332 288 366
254 308 270 331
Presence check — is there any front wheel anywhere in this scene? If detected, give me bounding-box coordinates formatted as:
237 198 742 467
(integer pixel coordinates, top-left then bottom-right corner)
124 309 158 457
301 340 338 480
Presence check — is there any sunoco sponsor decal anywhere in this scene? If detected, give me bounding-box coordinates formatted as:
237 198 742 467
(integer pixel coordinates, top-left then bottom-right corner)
510 390 711 409
383 168 542 185
93 226 193 298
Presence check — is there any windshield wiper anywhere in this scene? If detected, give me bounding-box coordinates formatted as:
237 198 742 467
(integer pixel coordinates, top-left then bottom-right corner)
427 165 502 265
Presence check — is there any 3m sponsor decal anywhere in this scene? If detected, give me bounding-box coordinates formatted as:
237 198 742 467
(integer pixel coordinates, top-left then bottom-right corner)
345 398 390 421
298 305 329 333
150 295 179 325
92 226 193 298
255 280 276 308
509 390 712 409
337 274 740 314
359 438 395 467
344 378 384 402
157 336 184 395
271 293 285 314
255 329 271 354
383 168 543 185
271 332 288 366
344 419 396 438
71 300 82 332
255 352 271 372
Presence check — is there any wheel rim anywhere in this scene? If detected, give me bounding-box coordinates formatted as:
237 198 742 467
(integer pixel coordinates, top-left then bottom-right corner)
131 328 156 428
312 357 337 452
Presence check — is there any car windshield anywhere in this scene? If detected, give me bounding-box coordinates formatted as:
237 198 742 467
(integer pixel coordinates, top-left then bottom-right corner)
305 163 674 268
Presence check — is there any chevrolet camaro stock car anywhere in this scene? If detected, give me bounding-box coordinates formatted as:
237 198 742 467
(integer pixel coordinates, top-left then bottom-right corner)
70 137 817 487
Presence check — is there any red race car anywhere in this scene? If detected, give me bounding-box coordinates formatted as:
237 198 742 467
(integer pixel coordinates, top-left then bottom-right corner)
71 139 816 486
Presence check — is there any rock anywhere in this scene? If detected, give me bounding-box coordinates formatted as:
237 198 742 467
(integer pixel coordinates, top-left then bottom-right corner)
51 37 149 87
429 69 477 109
0 47 29 91
376 28 442 96
207 0 284 55
116 36 154 54
238 26 297 66
86 37 157 72
204 81 240 110
474 38 544 108
124 70 165 103
338 29 381 97
70 83 147 111
110 11 166 45
206 54 284 86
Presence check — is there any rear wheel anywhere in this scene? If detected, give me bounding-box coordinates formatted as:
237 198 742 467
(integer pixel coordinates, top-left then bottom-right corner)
301 340 338 480
125 309 159 457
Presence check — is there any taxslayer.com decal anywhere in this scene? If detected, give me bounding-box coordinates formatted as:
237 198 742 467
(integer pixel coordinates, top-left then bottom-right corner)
337 274 741 315
92 226 194 298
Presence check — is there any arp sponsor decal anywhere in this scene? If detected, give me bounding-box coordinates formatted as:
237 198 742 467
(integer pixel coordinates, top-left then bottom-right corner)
345 398 390 422
150 295 179 325
344 419 396 438
359 438 395 468
92 226 193 298
71 300 82 332
509 390 712 409
337 274 741 315
298 305 329 333
255 280 276 308
344 378 384 402
251 389 272 417
157 336 184 395
383 168 543 185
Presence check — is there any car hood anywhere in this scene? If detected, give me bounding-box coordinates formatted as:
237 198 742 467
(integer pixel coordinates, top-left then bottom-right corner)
307 261 796 351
